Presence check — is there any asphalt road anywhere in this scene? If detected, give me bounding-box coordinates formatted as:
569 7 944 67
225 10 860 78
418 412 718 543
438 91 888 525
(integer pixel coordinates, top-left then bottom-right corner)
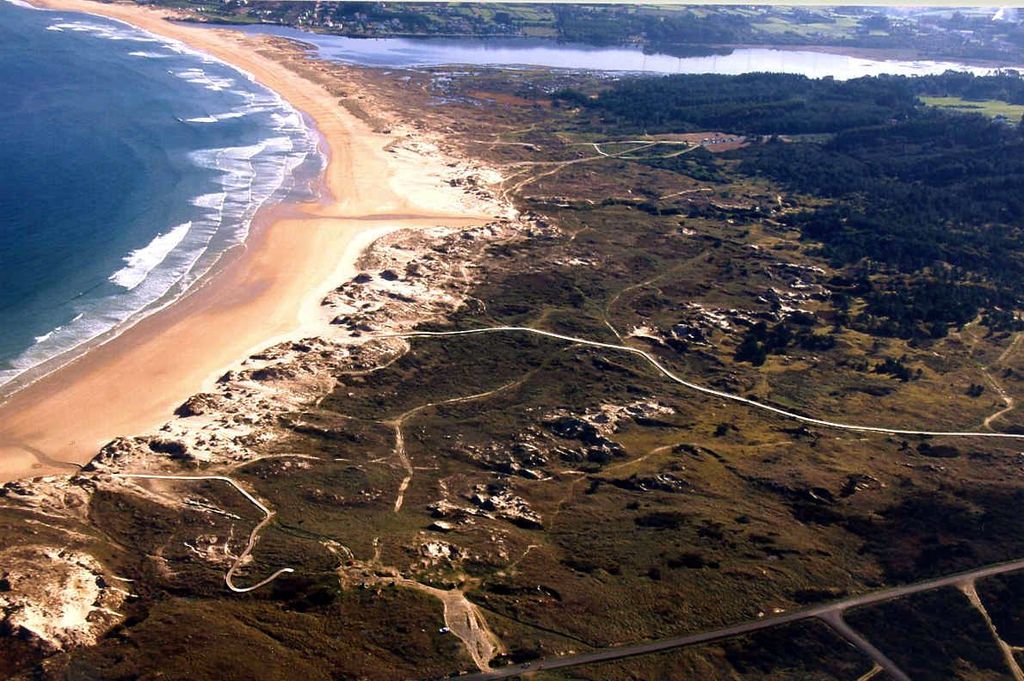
452 557 1024 680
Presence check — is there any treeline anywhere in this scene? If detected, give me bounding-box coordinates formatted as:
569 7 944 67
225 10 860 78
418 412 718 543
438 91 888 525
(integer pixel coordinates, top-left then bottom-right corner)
745 114 1024 277
909 70 1024 105
742 99 1024 338
552 5 753 47
747 115 1024 337
832 273 1021 339
554 74 921 135
556 72 1024 136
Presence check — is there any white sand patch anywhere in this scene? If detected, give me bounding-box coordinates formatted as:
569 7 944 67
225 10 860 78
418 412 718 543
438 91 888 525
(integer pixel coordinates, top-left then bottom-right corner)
0 546 124 651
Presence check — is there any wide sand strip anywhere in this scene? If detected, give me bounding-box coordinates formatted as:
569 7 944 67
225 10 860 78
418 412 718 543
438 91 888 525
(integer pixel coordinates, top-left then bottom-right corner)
0 0 492 481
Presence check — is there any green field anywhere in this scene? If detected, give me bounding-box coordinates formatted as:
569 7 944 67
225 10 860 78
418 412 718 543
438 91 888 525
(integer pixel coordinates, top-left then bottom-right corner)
752 14 860 38
921 96 1024 120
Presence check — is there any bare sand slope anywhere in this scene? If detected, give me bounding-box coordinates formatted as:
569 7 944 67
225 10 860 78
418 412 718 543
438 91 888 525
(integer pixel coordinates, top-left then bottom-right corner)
0 0 493 481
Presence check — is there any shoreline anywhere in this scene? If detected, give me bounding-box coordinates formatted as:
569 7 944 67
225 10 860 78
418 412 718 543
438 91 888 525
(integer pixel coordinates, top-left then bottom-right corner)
0 0 327 403
0 150 323 407
0 82 327 404
0 0 495 482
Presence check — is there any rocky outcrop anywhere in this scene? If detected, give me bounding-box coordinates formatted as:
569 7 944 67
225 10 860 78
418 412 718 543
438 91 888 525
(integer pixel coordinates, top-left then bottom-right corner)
607 472 690 494
468 482 542 530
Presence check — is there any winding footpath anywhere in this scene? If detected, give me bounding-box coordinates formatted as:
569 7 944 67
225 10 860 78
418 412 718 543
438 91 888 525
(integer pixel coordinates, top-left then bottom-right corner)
380 326 1024 440
386 379 525 514
110 473 294 593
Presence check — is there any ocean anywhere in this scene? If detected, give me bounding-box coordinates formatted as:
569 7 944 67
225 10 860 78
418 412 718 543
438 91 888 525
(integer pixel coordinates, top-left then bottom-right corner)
0 0 320 392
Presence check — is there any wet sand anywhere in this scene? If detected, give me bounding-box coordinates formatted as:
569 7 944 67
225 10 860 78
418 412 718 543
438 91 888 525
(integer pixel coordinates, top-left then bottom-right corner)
0 0 489 481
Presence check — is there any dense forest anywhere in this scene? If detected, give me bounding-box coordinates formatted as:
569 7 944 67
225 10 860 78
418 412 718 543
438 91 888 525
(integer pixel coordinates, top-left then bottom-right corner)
556 71 1024 135
551 5 753 47
555 74 922 135
559 72 1024 340
755 113 1024 339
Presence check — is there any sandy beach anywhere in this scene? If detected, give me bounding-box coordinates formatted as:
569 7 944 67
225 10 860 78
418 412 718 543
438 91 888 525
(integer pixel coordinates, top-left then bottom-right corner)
0 0 493 481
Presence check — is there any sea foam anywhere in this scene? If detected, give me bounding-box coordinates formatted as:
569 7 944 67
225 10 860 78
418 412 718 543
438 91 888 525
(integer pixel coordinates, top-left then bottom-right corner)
32 313 83 344
108 221 192 290
184 111 247 124
48 20 161 42
128 50 173 59
172 67 235 91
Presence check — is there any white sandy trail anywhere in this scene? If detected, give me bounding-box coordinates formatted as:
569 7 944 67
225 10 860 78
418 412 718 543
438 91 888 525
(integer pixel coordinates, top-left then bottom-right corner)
379 326 1024 440
111 473 294 592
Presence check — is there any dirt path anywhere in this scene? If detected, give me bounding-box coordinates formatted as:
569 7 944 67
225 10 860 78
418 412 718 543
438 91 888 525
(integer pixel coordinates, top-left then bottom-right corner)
346 550 505 671
389 424 414 513
659 187 714 200
500 156 603 201
498 137 695 202
403 578 505 671
998 333 1024 366
856 664 884 681
384 378 526 513
379 326 1024 441
109 473 293 593
960 580 1024 681
978 331 1023 430
601 250 709 340
981 369 1016 431
817 611 910 681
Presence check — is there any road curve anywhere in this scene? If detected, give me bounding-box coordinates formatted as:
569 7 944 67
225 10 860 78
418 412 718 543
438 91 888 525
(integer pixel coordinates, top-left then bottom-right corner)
109 473 294 592
380 326 1024 440
451 557 1024 680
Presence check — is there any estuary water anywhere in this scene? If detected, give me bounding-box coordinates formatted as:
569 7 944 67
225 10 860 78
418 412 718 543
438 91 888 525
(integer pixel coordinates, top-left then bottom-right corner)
234 24 1005 78
0 1 320 391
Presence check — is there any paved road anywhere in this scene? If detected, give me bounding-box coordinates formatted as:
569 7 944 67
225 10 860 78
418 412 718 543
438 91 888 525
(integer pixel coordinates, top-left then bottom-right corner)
383 326 1024 440
451 558 1024 680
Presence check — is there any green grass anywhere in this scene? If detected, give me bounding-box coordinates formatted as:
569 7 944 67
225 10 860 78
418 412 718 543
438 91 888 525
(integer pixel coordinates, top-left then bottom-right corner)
752 14 859 38
921 96 1024 121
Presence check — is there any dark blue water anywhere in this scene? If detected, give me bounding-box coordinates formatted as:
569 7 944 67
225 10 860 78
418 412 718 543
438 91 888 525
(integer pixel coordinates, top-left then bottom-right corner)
0 0 319 389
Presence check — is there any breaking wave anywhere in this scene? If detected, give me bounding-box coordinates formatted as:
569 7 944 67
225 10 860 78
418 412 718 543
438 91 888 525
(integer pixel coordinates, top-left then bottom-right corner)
0 5 321 393
108 221 193 291
183 111 247 124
